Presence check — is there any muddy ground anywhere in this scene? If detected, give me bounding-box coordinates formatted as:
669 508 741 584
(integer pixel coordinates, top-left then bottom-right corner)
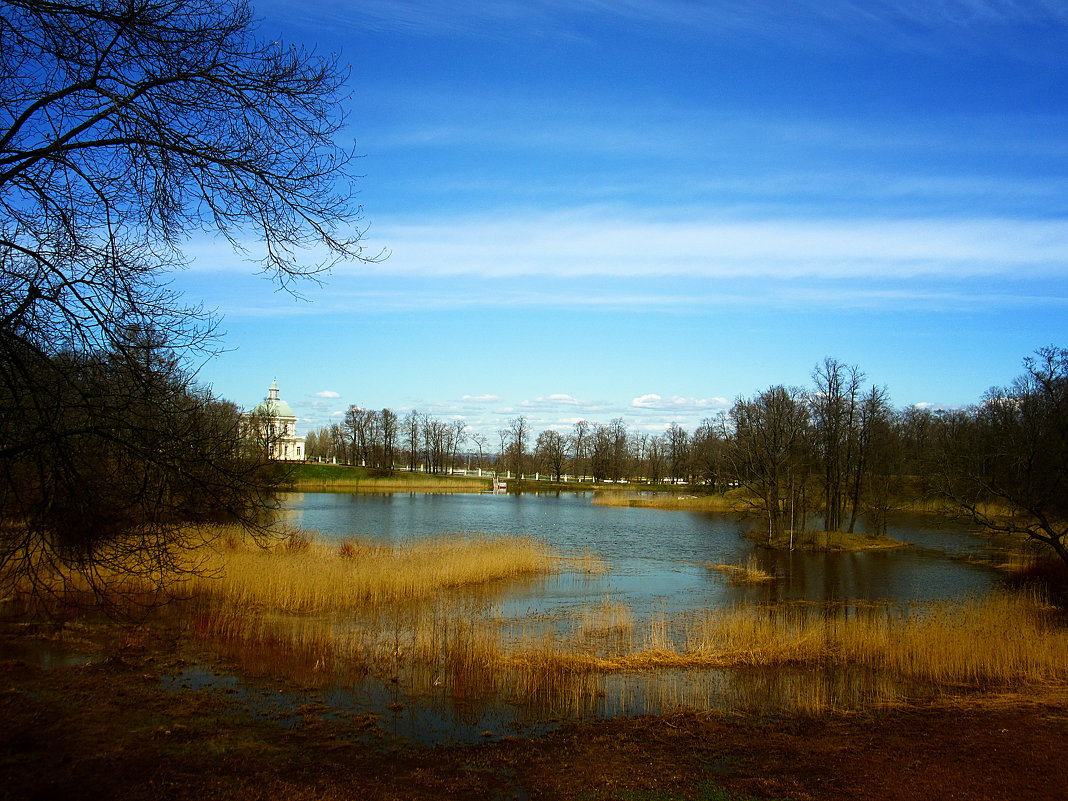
2 626 1067 801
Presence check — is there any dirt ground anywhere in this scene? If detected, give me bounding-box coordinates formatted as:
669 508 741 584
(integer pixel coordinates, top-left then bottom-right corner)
2 627 1067 801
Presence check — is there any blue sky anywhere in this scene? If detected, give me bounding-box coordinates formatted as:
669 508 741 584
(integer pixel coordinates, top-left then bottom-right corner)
177 0 1068 439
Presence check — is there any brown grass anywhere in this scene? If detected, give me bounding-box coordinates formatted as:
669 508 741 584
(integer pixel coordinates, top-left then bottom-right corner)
750 529 908 552
8 523 1066 715
192 529 566 611
591 492 744 512
505 592 1068 691
710 555 776 583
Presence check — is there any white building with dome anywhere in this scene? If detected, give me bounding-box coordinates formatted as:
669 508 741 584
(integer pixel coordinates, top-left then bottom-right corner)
243 380 304 461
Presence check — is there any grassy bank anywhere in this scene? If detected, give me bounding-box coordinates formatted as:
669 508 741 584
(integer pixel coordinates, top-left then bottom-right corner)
282 462 492 492
591 491 745 512
746 528 908 552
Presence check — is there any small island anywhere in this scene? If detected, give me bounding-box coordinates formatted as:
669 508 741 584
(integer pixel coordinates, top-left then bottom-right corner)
747 528 908 552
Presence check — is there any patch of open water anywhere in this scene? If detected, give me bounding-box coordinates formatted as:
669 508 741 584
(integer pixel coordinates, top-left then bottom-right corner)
10 492 1018 747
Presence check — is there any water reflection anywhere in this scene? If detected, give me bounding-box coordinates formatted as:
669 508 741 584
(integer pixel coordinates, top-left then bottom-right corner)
279 491 1003 614
183 492 1021 745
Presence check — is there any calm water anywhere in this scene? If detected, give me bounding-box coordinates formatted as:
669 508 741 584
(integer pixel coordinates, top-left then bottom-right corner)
242 490 1012 745
279 490 1003 616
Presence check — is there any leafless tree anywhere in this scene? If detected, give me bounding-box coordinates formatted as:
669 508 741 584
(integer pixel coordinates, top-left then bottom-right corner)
728 385 810 542
535 429 567 482
507 415 529 479
0 0 371 610
936 347 1068 568
811 359 864 532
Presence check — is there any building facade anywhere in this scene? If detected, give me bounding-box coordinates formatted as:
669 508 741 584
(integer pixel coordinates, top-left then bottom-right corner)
244 380 304 461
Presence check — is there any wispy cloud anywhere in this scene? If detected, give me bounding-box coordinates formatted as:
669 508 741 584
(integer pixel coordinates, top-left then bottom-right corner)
363 213 1068 280
315 390 341 399
632 394 730 412
461 394 501 404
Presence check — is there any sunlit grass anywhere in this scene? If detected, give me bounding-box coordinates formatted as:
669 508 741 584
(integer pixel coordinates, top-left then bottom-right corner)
750 529 908 552
8 522 1067 716
284 464 492 492
710 555 776 584
592 492 744 512
184 529 1068 701
192 528 569 611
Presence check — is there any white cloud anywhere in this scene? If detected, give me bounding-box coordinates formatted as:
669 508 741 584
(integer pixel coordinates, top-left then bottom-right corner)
364 213 1068 282
632 394 729 411
315 390 341 399
461 394 501 403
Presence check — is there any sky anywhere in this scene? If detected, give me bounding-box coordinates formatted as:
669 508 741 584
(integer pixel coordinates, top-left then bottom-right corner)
175 0 1068 440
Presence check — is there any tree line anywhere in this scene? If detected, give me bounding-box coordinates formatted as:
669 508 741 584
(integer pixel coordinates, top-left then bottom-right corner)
306 349 1068 568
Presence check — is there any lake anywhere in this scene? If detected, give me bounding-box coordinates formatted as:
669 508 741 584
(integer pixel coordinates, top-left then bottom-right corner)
278 490 1004 617
183 490 1017 745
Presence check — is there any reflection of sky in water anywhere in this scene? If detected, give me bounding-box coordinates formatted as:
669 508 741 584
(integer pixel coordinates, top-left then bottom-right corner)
6 493 1019 750
279 491 1002 619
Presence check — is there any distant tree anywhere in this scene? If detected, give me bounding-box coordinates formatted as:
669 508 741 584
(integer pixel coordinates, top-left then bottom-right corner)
606 417 630 481
811 359 864 531
691 415 727 490
589 423 613 483
645 434 667 484
570 420 590 479
728 386 810 542
450 418 468 473
937 347 1068 568
403 411 420 471
666 422 689 484
507 416 529 479
470 432 487 471
536 429 567 482
380 408 398 473
844 384 894 533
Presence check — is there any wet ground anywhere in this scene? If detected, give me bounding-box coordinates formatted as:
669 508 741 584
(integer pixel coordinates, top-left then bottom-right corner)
3 624 1067 801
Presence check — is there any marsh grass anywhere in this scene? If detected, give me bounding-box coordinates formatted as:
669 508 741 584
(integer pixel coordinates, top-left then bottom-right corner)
186 528 1068 710
751 529 907 552
9 523 1067 716
193 529 564 612
591 492 744 512
710 555 776 584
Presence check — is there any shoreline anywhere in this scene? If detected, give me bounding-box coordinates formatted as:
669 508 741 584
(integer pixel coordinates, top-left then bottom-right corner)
3 622 1066 801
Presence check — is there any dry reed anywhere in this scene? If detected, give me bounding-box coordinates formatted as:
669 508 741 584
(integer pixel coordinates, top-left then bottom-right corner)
710 555 776 584
193 529 562 612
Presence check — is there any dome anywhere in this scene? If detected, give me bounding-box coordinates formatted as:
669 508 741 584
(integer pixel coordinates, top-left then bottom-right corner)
252 379 296 419
252 398 295 418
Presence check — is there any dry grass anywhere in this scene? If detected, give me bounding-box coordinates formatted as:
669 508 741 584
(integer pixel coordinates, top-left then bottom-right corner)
591 492 744 512
750 529 908 552
710 555 776 584
8 522 1066 715
192 528 572 612
507 592 1068 690
185 529 1068 699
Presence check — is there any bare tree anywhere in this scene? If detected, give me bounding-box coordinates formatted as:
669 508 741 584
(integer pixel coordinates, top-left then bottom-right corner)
937 347 1068 568
0 0 371 609
450 419 468 473
728 386 810 542
811 359 864 532
507 415 529 479
535 429 567 482
380 408 398 473
570 420 590 480
666 422 689 485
